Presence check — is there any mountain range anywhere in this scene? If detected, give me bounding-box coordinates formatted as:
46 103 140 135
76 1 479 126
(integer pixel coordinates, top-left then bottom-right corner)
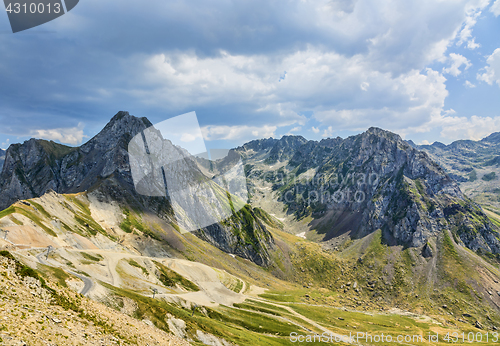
1 111 500 345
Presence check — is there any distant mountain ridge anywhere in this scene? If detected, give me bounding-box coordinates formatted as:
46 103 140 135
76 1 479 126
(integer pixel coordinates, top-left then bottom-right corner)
1 113 499 259
413 132 500 222
238 128 500 255
414 133 500 181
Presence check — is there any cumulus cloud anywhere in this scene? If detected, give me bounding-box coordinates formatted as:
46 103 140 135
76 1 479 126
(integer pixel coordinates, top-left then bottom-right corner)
456 2 487 50
443 53 471 76
137 49 450 136
491 0 500 16
464 80 476 88
30 123 86 146
322 126 335 138
439 115 500 141
477 48 500 86
311 126 320 134
0 0 495 147
287 126 302 135
313 68 448 133
201 124 277 142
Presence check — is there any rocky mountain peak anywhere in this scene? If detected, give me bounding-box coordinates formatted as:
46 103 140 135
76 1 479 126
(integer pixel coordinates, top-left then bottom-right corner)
0 112 278 267
238 137 278 152
362 126 406 145
80 111 152 153
482 131 500 144
242 127 499 254
0 111 153 210
319 137 343 148
265 135 309 164
431 141 447 149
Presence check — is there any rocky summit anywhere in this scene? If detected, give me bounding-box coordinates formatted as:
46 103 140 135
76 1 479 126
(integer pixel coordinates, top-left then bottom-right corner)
2 112 500 344
240 127 500 254
0 111 151 211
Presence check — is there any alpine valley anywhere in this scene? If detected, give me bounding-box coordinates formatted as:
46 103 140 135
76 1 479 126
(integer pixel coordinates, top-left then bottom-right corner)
1 111 500 345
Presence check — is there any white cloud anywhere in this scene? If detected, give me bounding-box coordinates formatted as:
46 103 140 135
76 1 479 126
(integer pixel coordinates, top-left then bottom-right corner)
25 0 484 147
0 0 495 147
313 0 489 73
313 68 448 133
464 80 476 88
456 3 487 50
467 37 481 49
439 115 500 141
287 126 302 135
140 49 450 136
443 53 471 76
180 132 202 143
420 140 431 145
322 126 334 138
30 123 86 146
491 0 500 16
477 48 500 86
202 125 277 141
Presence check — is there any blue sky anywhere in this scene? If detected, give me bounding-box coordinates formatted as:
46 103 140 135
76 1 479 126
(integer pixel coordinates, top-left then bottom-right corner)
1 0 500 150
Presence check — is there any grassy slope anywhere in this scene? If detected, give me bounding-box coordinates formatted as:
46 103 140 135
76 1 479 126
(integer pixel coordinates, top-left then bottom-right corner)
3 192 500 344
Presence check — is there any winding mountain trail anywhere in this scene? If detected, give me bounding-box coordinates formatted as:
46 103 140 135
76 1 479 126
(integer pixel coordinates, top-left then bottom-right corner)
30 244 363 340
35 248 94 296
248 297 359 344
20 247 250 307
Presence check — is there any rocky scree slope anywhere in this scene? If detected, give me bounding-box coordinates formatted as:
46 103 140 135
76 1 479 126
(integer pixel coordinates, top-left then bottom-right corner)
0 251 190 346
238 128 500 255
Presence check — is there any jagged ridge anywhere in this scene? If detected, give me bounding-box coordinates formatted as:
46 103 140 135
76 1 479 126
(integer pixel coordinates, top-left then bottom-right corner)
238 127 500 254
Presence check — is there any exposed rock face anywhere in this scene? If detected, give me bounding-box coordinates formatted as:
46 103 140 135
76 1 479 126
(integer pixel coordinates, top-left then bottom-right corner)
0 111 151 210
415 132 500 222
2 113 498 260
239 137 278 152
265 135 308 164
416 132 500 179
0 111 277 266
0 148 5 171
239 127 500 254
482 132 500 144
195 205 275 266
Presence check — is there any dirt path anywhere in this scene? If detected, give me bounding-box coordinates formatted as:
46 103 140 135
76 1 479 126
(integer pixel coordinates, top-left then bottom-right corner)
25 247 251 307
35 248 94 296
250 297 359 344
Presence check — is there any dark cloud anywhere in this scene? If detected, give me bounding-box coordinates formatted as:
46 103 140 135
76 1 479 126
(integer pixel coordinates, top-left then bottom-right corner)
0 0 497 146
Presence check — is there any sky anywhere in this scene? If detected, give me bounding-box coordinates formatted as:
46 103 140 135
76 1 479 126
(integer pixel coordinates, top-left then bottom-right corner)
1 0 500 150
